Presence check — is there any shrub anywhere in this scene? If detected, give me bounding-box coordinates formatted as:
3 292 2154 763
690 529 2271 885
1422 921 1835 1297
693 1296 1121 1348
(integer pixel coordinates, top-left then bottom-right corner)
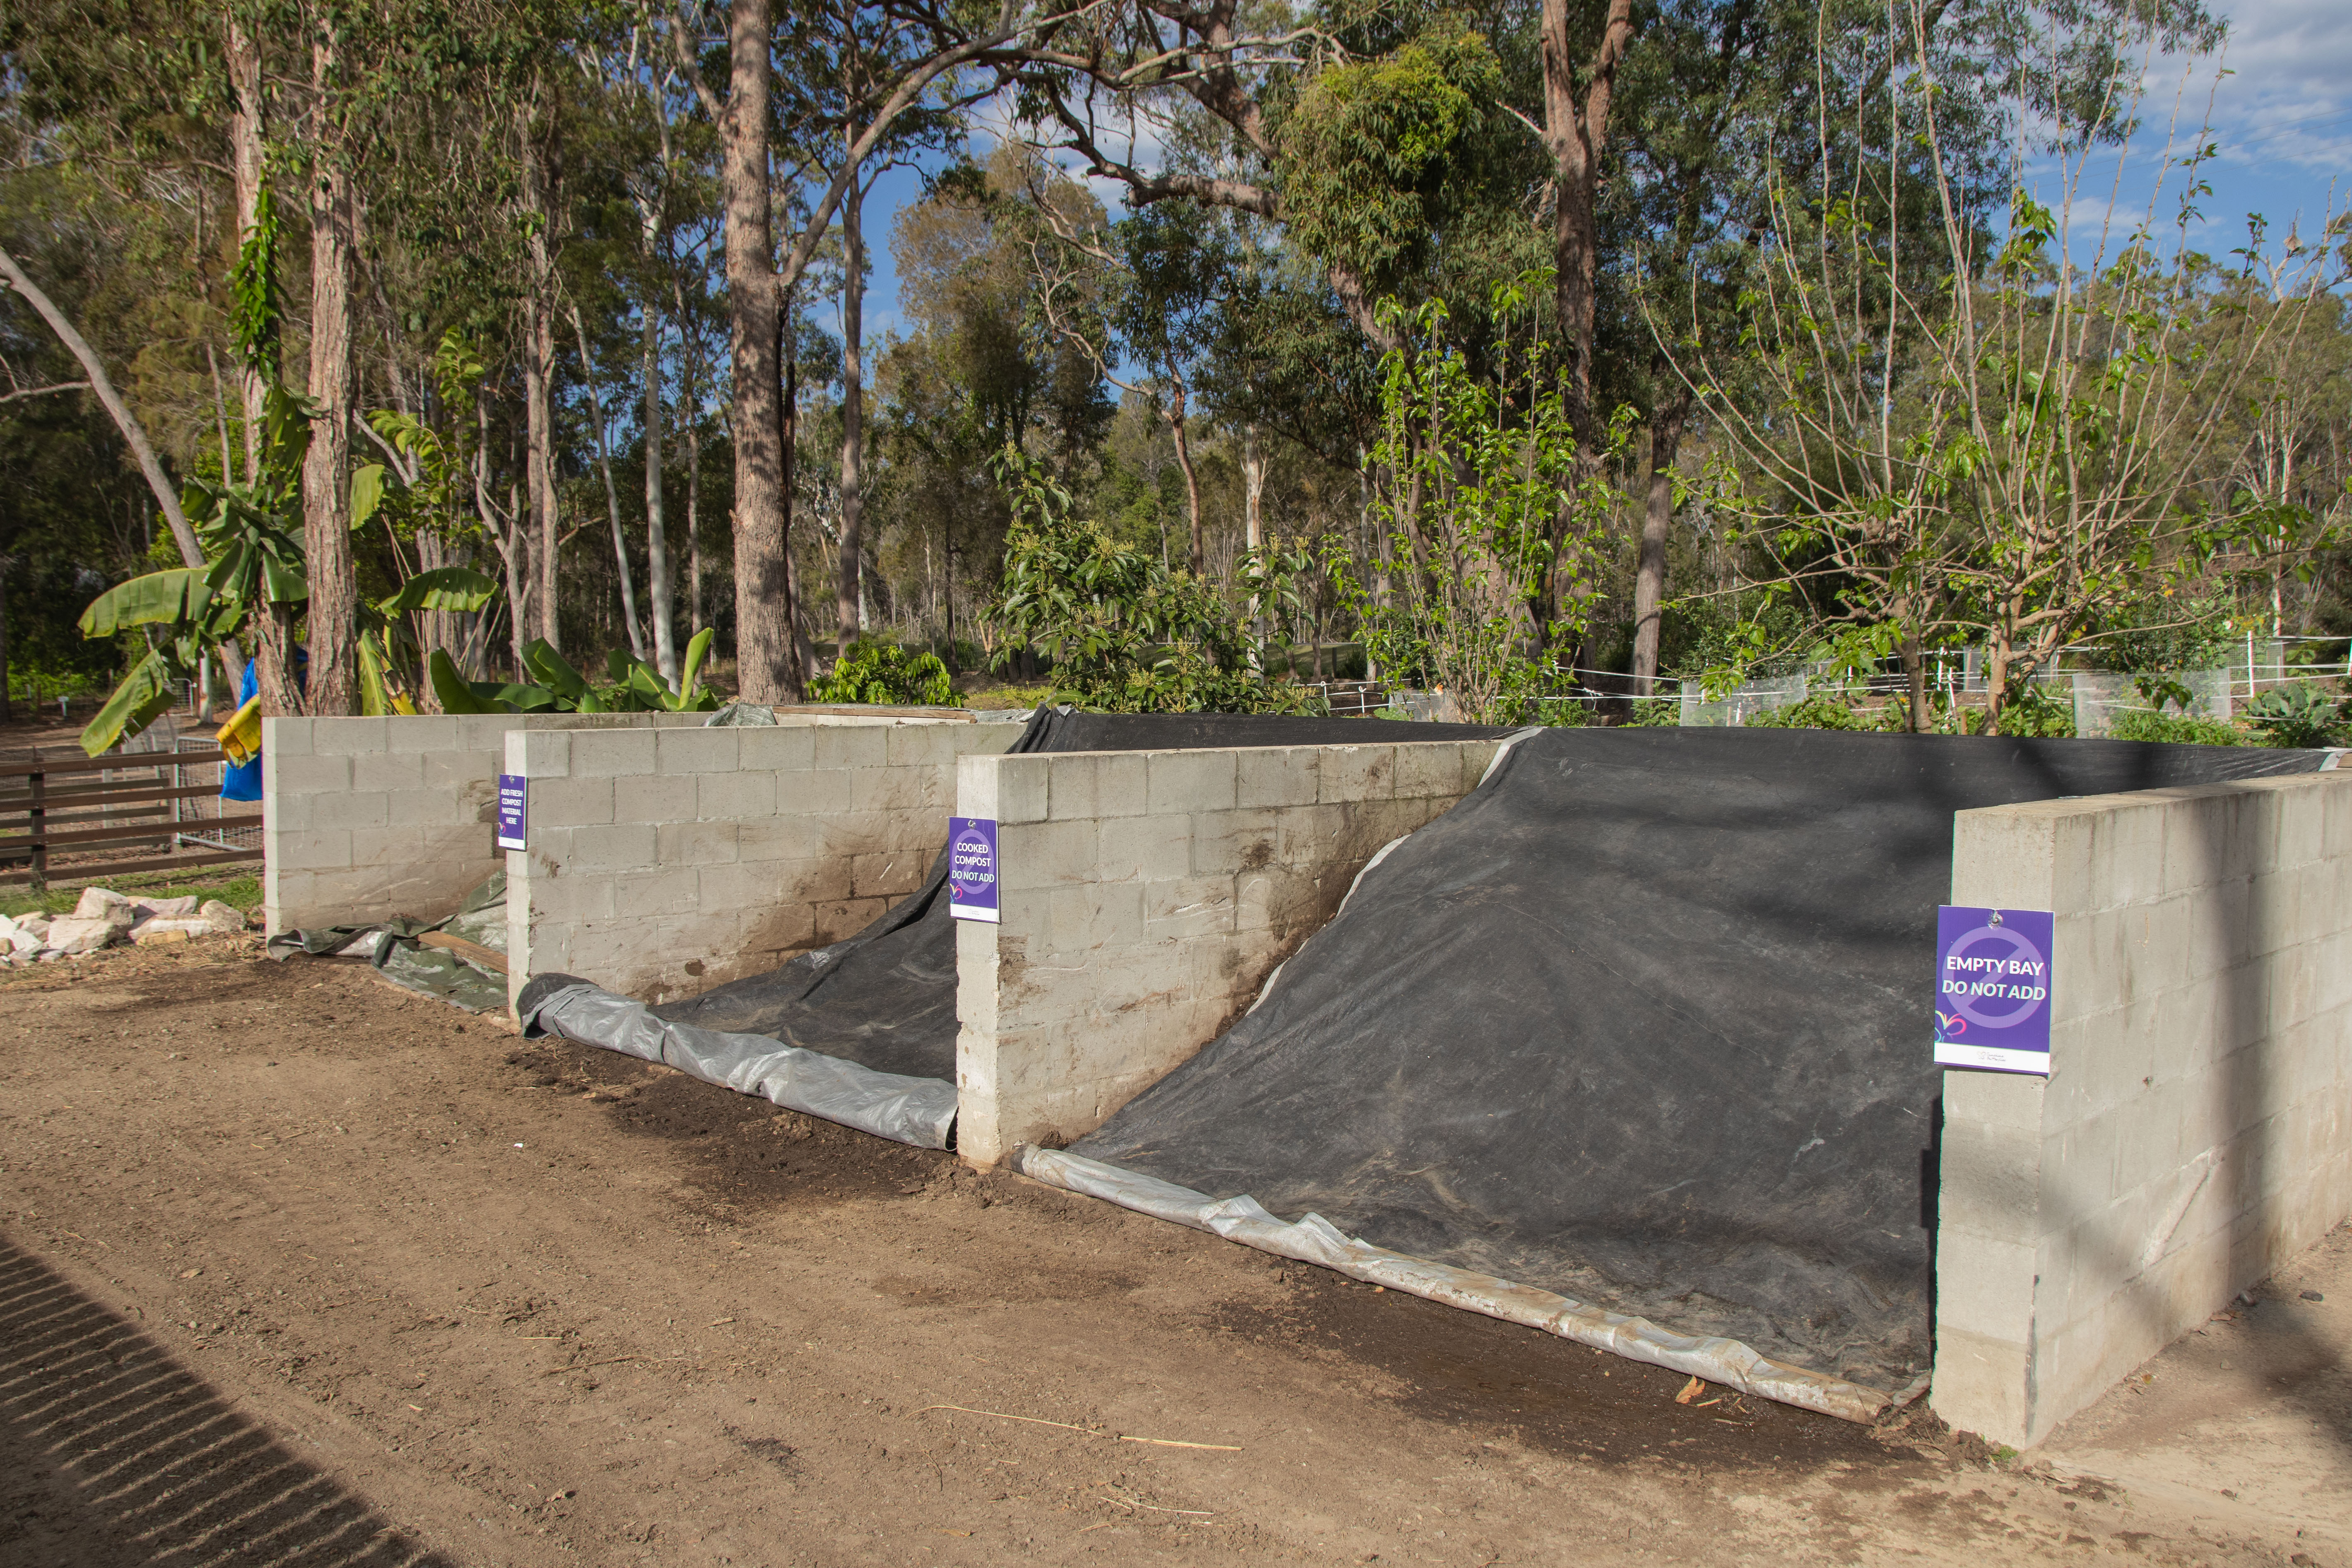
811 639 959 708
2240 682 2345 749
2108 709 2246 746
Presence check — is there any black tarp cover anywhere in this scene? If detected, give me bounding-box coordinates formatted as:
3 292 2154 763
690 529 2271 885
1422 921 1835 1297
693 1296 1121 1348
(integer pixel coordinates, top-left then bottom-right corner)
1068 727 2328 1393
604 709 1511 1079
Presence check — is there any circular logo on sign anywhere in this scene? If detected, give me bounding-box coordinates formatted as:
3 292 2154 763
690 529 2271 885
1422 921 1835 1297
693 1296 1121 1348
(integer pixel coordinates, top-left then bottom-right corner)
1944 922 2048 1031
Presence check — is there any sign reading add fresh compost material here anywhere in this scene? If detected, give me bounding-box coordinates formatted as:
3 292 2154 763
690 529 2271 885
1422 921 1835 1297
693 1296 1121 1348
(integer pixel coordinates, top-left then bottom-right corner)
947 817 999 922
495 773 528 851
1933 906 2054 1074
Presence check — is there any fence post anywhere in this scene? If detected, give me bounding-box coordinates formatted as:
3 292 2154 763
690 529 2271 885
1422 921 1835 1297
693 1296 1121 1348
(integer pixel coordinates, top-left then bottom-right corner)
27 765 45 896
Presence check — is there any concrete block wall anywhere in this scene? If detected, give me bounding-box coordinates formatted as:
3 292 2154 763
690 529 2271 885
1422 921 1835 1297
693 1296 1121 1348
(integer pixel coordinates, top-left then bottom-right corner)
505 718 1028 1008
263 711 706 935
953 738 1503 1166
1931 771 2352 1447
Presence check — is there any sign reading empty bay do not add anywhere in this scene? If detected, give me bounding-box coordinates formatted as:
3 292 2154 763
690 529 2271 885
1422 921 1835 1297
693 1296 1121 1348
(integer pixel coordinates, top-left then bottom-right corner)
947 817 999 922
496 773 528 851
1933 906 2054 1075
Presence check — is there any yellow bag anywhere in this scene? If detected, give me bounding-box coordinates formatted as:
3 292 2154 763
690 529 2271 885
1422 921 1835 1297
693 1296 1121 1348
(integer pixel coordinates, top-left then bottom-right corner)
217 695 263 766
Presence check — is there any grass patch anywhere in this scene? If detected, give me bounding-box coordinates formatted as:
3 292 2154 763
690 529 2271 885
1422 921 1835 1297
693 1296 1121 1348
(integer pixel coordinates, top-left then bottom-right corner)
0 870 260 921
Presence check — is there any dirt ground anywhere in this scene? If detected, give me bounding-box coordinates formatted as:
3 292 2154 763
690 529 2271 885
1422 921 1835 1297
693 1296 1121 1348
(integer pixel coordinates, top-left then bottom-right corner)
3 939 2345 1567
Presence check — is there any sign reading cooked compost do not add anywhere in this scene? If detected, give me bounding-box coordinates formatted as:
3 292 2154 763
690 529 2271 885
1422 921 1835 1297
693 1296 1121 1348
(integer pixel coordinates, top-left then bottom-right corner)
947 817 999 923
495 773 528 852
1933 906 2055 1075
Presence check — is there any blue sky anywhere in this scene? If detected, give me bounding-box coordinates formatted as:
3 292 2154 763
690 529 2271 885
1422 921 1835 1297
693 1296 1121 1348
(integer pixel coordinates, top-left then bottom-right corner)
838 0 2351 353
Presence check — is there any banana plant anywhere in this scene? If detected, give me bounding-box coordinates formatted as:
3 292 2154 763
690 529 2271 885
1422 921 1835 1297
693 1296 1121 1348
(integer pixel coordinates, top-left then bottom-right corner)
357 565 501 716
428 628 719 715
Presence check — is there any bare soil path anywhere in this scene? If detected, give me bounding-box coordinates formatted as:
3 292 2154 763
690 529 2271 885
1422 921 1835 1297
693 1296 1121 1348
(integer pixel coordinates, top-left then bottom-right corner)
2 940 2342 1566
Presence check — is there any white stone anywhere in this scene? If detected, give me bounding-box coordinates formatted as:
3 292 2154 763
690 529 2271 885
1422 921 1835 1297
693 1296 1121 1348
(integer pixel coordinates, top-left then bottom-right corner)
133 895 199 921
198 900 247 934
73 886 137 925
45 915 122 954
131 919 208 947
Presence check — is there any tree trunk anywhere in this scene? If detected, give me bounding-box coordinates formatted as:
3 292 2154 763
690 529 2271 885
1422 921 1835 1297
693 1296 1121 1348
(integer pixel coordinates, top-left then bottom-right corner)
0 556 12 725
0 246 204 569
641 279 677 683
836 160 867 653
1167 387 1204 576
225 15 265 485
569 303 647 661
674 274 705 638
299 39 359 717
521 96 561 652
724 0 801 702
1630 381 1689 695
1541 0 1633 454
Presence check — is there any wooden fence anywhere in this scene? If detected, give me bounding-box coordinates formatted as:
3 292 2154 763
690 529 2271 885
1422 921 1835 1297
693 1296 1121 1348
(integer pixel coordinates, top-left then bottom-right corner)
0 744 262 891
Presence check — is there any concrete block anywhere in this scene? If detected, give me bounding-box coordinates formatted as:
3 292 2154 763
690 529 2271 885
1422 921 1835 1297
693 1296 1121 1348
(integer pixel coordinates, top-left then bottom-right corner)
613 865 702 917
1045 883 1146 955
740 899 819 960
569 823 657 875
733 817 825 864
571 727 659 777
1951 806 2058 910
2274 778 2328 868
347 827 423 868
1148 750 1237 815
884 723 956 769
384 788 461 828
812 897 888 944
313 717 390 755
384 714 460 753
992 755 1051 825
530 776 616 828
2161 787 2265 896
310 790 390 832
737 724 817 772
694 860 783 912
1937 1118 2044 1240
264 717 314 758
510 730 571 778
956 918 1002 1038
1236 747 1321 809
998 819 1099 892
813 725 888 771
656 819 741 866
273 753 353 795
281 829 352 872
1143 875 1239 940
1941 1065 2046 1135
851 851 926 900
848 764 924 815
778 767 853 816
349 750 424 793
1189 807 1279 878
957 721 1029 756
699 770 778 820
2080 799 2166 910
1934 1233 2040 1342
1096 814 1191 882
1317 745 1395 804
459 713 528 751
657 727 739 775
1395 742 1469 800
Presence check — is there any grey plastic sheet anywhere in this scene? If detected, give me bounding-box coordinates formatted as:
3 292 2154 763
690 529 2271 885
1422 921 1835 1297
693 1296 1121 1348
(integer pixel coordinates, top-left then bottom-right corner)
1015 1145 1904 1423
267 870 510 1013
520 980 959 1148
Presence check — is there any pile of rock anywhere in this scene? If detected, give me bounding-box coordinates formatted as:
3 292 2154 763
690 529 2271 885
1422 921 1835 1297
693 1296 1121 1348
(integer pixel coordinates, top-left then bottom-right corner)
2 887 250 963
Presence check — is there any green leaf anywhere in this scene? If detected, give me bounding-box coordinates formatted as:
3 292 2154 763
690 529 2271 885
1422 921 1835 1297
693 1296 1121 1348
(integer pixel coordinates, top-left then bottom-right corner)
523 638 592 703
358 630 393 717
428 649 499 714
351 463 388 531
78 569 213 638
380 565 497 617
675 628 714 708
79 648 183 756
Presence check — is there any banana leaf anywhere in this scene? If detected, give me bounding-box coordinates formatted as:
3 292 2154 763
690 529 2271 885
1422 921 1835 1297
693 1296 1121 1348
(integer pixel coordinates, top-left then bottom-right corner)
523 639 600 711
78 568 214 638
380 565 497 617
429 649 499 714
80 646 184 756
350 462 388 530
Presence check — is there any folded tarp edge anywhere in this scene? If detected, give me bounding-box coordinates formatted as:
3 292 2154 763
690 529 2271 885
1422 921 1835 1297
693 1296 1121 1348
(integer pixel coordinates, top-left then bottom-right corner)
521 979 958 1149
1014 1144 1902 1425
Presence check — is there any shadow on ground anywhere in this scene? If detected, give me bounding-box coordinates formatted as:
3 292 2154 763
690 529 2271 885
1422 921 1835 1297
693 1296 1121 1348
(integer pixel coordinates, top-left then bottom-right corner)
0 1235 451 1568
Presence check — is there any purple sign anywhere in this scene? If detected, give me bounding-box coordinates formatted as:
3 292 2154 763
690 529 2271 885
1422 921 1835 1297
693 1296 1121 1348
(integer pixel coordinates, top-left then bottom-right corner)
496 773 528 851
947 816 999 923
1933 906 2054 1075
